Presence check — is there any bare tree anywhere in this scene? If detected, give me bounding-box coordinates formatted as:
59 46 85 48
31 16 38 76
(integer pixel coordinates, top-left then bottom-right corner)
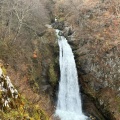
0 0 49 44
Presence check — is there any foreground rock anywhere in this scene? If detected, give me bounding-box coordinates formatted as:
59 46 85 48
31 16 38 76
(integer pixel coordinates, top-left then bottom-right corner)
0 63 19 110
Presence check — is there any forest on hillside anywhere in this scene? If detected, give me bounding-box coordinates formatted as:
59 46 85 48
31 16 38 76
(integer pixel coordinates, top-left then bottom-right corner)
0 0 120 120
0 0 51 60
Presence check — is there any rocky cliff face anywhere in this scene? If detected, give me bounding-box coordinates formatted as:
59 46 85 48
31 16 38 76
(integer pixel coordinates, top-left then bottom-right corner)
72 36 120 120
0 63 19 110
0 60 51 119
53 0 120 119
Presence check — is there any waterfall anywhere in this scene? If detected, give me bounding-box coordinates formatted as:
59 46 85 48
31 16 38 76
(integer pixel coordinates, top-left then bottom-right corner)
55 29 88 120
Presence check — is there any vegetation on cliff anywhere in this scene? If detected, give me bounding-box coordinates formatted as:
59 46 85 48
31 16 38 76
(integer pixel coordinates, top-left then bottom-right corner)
54 0 120 119
0 0 120 119
0 62 49 120
0 0 58 119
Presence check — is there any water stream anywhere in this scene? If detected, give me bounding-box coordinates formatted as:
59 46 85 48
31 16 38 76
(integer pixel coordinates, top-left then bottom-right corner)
55 29 88 120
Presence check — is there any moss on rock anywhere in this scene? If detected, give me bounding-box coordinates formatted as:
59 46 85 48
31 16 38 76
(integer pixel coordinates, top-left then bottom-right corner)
49 63 57 87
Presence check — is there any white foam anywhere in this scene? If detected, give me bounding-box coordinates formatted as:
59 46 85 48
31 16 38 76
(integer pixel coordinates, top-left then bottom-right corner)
55 29 87 120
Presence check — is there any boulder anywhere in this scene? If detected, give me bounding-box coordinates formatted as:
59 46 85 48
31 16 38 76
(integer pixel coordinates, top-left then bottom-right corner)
52 21 64 30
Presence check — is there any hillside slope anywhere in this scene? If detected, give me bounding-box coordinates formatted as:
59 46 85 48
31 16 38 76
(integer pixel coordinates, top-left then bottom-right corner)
53 0 120 120
0 0 58 119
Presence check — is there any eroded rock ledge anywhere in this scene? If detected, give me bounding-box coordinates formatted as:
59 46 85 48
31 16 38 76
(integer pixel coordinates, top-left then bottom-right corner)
52 9 120 120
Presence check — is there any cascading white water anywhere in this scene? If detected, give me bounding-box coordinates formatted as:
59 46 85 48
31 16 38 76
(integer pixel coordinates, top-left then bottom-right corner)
55 29 88 120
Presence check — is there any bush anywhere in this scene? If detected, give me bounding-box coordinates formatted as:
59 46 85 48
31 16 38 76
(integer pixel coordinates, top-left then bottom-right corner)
49 64 57 87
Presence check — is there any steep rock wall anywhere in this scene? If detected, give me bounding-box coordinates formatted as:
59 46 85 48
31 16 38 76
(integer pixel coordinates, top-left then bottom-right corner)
53 0 120 119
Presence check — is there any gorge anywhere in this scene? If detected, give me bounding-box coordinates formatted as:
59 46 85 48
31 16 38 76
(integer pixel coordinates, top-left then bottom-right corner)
0 0 120 120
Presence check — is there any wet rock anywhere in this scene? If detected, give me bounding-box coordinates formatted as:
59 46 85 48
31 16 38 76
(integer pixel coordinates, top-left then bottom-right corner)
63 26 74 37
58 31 63 36
49 11 55 23
52 21 64 30
82 94 106 120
